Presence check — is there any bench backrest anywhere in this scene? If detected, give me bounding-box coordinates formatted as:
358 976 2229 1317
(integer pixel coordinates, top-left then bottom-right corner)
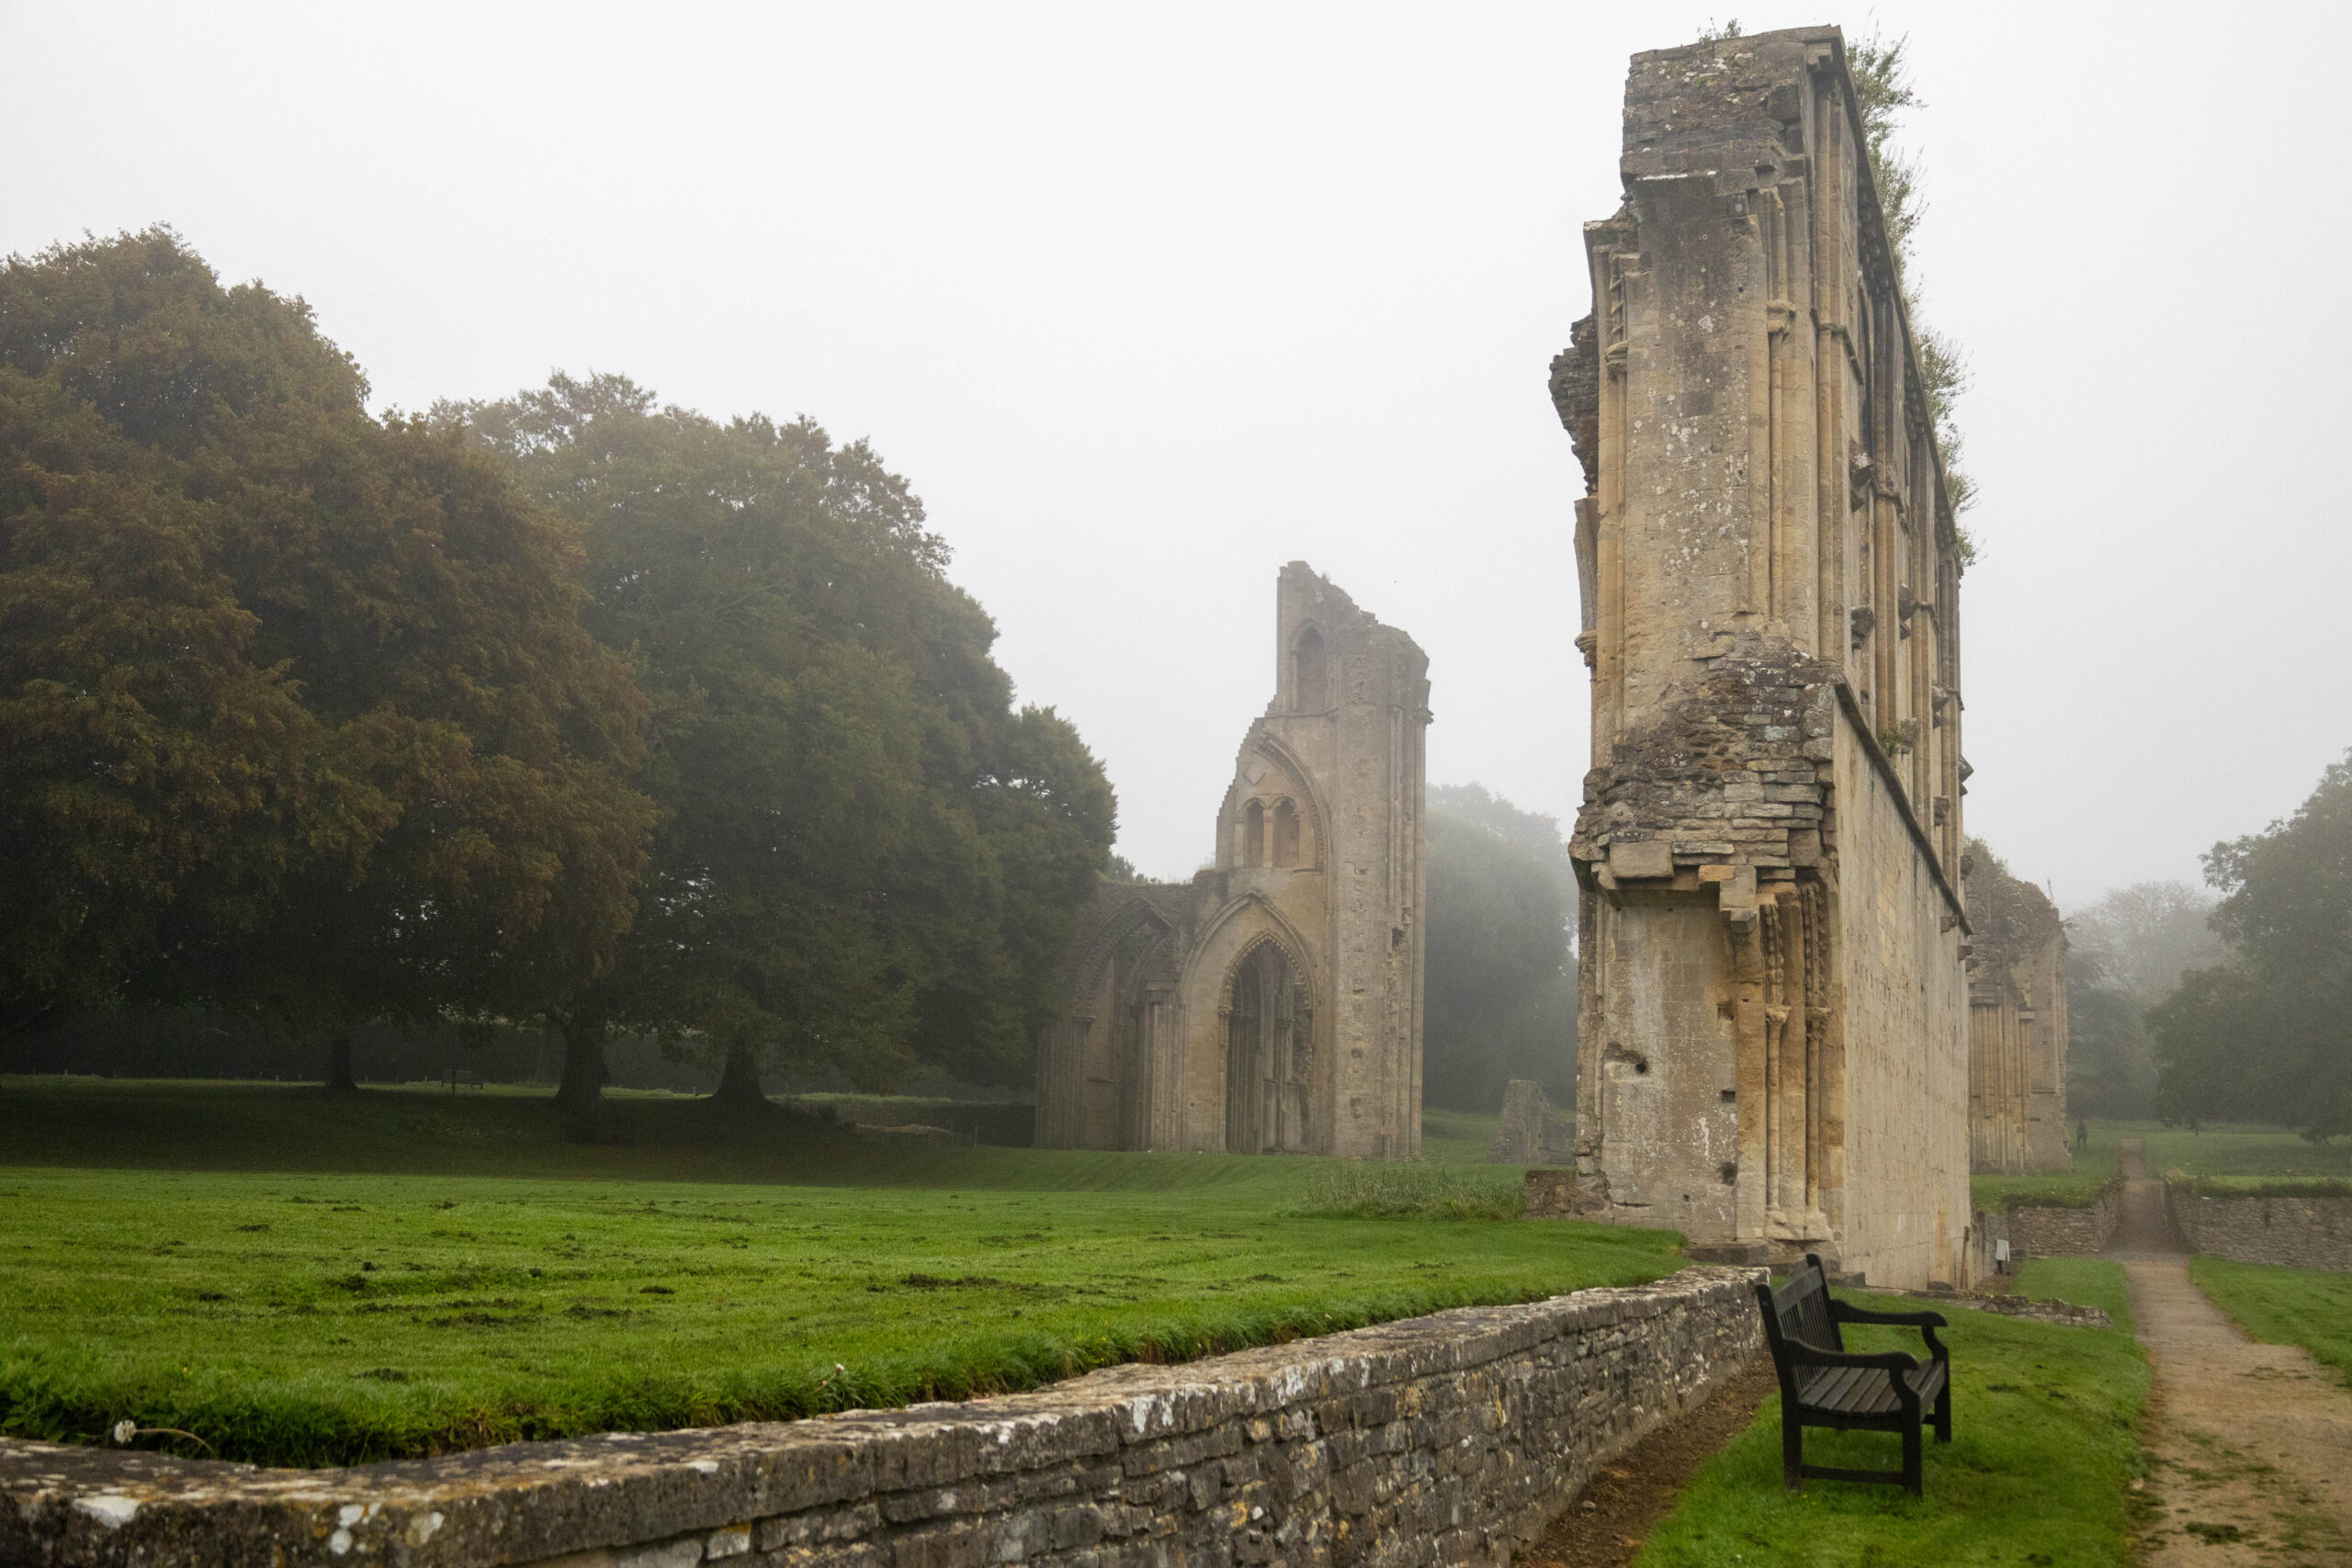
1756 1254 1844 1358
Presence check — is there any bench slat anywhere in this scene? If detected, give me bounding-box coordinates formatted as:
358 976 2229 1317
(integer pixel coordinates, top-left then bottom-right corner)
1798 1365 1868 1410
1802 1366 1896 1415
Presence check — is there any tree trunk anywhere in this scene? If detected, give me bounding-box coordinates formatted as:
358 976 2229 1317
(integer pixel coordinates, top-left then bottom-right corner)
324 1032 357 1094
552 1025 608 1111
708 1044 769 1112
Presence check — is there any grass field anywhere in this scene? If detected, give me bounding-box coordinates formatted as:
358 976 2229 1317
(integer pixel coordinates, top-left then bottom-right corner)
1638 1264 2151 1568
2014 1257 2137 1335
0 1079 1664 1467
2133 1122 2351 1183
1967 1124 2122 1213
1419 1104 1509 1163
1967 1119 2348 1214
2189 1258 2352 1389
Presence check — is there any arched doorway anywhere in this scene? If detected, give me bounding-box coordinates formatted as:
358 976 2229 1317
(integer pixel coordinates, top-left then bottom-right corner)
1225 941 1309 1153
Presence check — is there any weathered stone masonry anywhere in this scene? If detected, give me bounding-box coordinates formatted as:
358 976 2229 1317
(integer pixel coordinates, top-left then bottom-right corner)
2169 1189 2352 1272
1 1269 1761 1568
1553 28 1976 1289
1964 854 2070 1174
1035 564 1430 1159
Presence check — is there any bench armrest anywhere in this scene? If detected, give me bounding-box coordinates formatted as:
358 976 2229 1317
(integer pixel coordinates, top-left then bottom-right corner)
1780 1344 1920 1374
1831 1303 1947 1328
1827 1302 1949 1361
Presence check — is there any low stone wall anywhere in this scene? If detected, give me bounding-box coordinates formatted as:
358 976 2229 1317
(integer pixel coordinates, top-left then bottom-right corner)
1 1269 1763 1568
1983 1179 2123 1262
2171 1188 2352 1271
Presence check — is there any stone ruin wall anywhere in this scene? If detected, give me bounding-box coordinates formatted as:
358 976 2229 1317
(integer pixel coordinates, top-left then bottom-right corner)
1964 853 2072 1174
1487 1079 1571 1166
1034 564 1429 1159
1 1269 1762 1568
1974 1185 2125 1264
1553 27 1975 1290
2169 1189 2352 1272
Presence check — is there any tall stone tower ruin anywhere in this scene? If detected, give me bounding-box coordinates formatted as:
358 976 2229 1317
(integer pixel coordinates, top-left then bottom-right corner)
1552 28 1975 1288
1035 563 1430 1158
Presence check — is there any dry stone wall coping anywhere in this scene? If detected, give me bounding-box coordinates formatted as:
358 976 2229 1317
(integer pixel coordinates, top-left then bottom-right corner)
1 1268 1765 1568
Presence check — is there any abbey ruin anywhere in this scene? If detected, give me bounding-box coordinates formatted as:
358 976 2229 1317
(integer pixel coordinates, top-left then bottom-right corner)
1966 850 2072 1173
1034 564 1430 1158
1551 27 1979 1289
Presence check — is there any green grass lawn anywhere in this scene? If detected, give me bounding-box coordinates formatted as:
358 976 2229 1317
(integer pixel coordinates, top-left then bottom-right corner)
1967 1119 2350 1214
2013 1257 2136 1335
2188 1258 2352 1389
1637 1272 2151 1568
0 1079 1670 1467
1418 1105 1504 1163
1967 1123 2121 1214
2127 1121 2350 1183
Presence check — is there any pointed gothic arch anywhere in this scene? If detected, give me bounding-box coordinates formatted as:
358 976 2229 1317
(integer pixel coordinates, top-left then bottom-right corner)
1233 730 1330 873
1220 934 1315 1155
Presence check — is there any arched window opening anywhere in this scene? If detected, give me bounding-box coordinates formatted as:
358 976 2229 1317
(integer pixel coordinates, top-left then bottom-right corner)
1293 626 1328 712
1272 799 1300 866
1242 799 1265 868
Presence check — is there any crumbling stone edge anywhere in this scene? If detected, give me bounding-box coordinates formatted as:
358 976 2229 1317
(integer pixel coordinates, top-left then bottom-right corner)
1 1268 1764 1568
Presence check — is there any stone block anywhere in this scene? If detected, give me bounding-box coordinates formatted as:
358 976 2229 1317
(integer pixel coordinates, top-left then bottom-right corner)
616 1537 707 1568
1608 840 1675 880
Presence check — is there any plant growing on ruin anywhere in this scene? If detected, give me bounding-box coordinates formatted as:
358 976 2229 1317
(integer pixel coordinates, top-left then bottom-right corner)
1849 32 1981 564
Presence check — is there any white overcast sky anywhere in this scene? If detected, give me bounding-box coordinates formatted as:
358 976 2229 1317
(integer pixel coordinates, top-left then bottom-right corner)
6 1 2347 908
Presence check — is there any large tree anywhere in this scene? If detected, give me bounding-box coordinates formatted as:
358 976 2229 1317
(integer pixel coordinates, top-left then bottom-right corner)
0 231 656 1073
447 374 1114 1108
2150 750 2352 1139
2064 952 2157 1120
1422 784 1577 1113
2069 881 2223 1010
2057 880 2219 1121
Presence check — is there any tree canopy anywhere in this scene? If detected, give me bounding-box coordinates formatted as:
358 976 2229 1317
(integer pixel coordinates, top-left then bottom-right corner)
2150 750 2352 1139
2062 878 2219 1120
446 374 1114 1103
1421 784 1576 1113
0 231 655 1062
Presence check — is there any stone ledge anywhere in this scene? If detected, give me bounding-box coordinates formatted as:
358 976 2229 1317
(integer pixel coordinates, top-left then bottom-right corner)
0 1269 1763 1568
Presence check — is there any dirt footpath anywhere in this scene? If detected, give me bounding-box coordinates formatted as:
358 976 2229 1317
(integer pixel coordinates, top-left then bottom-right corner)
2114 1140 2352 1564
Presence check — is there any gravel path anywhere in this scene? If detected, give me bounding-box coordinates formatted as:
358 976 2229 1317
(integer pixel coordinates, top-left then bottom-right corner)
2113 1140 2352 1564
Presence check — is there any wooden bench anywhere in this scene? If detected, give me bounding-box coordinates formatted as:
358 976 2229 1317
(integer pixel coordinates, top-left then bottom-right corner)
1754 1253 1951 1495
441 1067 485 1093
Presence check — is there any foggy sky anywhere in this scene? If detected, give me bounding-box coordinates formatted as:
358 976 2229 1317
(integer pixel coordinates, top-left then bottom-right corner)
7 1 2346 910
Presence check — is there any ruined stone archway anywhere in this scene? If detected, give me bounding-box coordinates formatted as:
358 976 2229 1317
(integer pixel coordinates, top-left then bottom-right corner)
1224 939 1308 1154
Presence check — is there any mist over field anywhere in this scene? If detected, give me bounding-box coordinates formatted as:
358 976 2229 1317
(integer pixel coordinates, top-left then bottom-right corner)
9 1 2346 899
